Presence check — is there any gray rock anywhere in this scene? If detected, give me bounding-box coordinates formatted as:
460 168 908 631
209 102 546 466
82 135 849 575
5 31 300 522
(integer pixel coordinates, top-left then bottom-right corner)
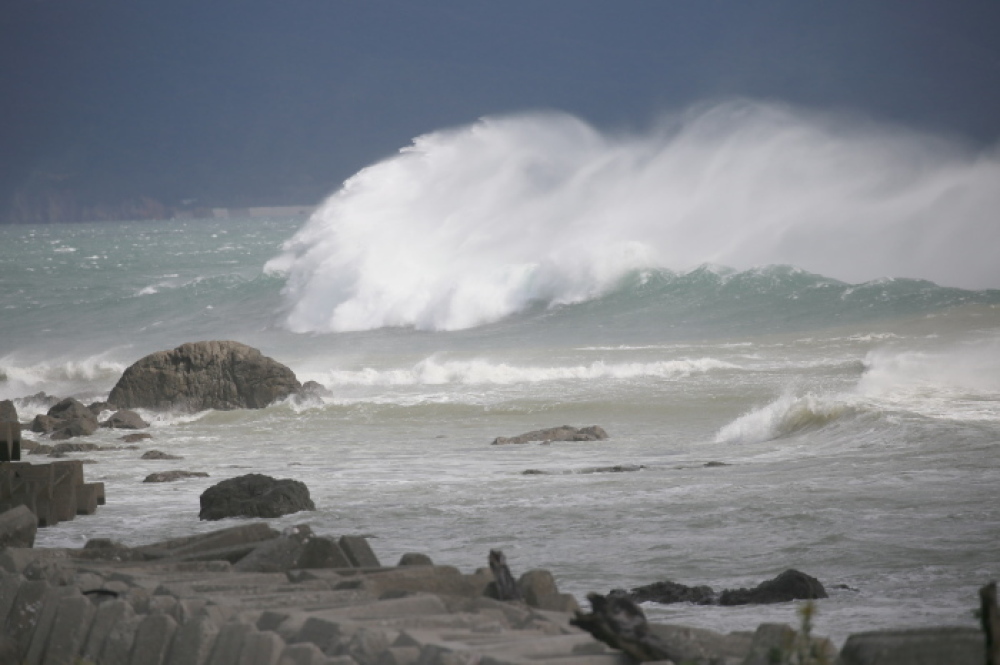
397 553 434 567
141 449 182 460
31 398 100 440
47 397 94 422
49 418 99 440
87 401 116 416
108 340 302 411
101 409 150 430
199 474 315 521
30 414 59 434
144 470 210 483
491 425 609 445
339 535 381 568
718 569 827 605
618 580 717 605
122 432 153 443
0 505 37 548
838 627 983 665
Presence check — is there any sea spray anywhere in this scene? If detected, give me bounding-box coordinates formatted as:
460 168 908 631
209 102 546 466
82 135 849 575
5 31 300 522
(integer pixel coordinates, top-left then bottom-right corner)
267 101 1000 332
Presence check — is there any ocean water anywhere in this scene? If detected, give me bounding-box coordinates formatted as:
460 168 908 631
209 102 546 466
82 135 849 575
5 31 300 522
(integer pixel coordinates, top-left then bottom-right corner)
3 105 1000 645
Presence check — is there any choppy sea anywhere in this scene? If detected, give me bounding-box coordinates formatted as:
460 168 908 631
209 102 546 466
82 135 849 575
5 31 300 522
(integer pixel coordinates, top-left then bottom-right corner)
3 106 1000 645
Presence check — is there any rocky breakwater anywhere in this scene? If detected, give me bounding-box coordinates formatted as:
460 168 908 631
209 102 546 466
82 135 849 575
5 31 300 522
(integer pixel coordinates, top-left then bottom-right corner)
108 340 303 411
0 520 624 665
0 513 995 664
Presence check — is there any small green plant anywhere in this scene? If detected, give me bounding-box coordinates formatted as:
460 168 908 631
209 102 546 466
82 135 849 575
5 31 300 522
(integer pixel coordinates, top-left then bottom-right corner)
768 601 832 665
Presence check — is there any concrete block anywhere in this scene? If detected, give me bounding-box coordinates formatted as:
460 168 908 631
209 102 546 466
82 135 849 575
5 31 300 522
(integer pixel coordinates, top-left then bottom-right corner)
23 586 81 665
338 536 380 568
364 566 486 600
166 614 220 665
294 616 348 654
239 630 287 665
346 627 392 664
1 420 21 462
0 572 25 625
298 537 353 569
129 613 179 665
647 623 755 664
39 595 96 665
149 594 179 616
77 482 103 514
516 570 578 612
4 579 52 658
83 600 135 663
139 522 278 560
838 627 983 665
376 647 420 665
209 621 256 665
741 622 797 665
0 504 37 548
278 642 333 665
98 612 144 665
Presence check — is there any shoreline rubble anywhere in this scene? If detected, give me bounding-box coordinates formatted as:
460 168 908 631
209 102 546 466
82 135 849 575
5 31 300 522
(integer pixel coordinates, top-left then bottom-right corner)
0 516 991 664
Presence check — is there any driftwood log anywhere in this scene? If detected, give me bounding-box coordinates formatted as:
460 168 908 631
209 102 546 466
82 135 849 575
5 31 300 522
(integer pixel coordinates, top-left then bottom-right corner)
489 549 522 601
983 581 1000 665
571 592 681 663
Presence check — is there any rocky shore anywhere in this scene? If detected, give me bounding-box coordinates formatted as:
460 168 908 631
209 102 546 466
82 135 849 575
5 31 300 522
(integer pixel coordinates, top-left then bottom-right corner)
1 341 995 664
0 514 992 665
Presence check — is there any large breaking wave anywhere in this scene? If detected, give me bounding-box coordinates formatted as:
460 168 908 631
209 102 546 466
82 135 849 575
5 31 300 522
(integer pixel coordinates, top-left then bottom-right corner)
267 101 1000 332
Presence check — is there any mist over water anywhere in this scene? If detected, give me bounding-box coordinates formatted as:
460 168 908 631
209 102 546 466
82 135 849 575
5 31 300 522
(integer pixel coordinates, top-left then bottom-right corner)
267 101 1000 332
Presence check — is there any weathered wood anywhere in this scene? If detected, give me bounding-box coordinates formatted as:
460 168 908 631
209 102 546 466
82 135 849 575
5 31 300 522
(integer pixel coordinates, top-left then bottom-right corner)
571 592 682 663
488 549 522 601
983 581 1000 665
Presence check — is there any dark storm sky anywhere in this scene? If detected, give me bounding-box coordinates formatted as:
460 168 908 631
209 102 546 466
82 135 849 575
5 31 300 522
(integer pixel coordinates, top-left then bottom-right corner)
3 0 999 212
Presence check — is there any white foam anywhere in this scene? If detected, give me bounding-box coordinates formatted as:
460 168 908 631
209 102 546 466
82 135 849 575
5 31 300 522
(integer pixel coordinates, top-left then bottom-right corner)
0 354 126 402
267 102 1000 332
319 356 738 386
715 391 858 444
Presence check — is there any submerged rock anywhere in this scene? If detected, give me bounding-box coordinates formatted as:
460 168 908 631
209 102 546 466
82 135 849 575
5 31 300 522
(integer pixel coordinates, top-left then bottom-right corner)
199 473 315 521
618 580 717 605
616 569 827 607
491 425 608 445
141 449 182 460
144 470 210 483
108 340 302 411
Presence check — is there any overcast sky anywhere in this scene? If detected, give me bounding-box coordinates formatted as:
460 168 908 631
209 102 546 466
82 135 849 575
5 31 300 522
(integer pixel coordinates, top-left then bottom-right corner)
3 0 999 215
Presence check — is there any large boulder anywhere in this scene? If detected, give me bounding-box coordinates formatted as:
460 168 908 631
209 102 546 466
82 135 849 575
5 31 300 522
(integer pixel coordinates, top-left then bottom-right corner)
199 473 315 521
718 569 828 605
491 425 608 445
108 341 302 411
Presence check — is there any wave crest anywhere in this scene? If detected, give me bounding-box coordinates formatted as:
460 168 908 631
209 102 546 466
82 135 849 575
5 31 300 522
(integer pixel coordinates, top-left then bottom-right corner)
269 102 1000 332
715 392 858 444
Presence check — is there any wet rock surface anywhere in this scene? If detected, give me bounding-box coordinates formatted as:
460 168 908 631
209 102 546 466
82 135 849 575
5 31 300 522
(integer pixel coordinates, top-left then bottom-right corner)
108 340 303 411
492 425 609 445
199 474 315 521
